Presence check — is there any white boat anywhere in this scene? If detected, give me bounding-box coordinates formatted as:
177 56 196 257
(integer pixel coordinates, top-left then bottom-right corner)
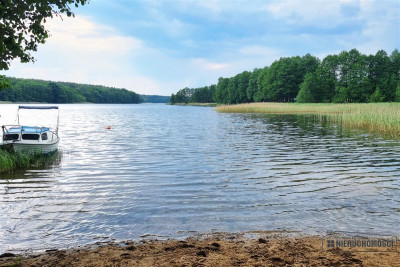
1 106 60 154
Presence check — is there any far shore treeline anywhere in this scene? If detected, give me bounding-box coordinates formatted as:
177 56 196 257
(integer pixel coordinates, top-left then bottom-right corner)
0 77 170 104
170 49 400 104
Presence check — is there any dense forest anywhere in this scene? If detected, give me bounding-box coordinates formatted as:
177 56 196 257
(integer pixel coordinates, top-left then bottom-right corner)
170 49 400 104
0 77 145 104
140 94 170 103
170 85 216 104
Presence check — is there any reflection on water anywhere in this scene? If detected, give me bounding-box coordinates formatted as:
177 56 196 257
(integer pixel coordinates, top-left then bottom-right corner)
0 104 399 253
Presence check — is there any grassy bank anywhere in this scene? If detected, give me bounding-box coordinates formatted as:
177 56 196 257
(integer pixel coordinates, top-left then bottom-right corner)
0 150 59 173
216 102 400 137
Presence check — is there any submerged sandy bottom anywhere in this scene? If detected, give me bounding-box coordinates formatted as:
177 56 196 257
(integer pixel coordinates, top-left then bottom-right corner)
0 232 398 267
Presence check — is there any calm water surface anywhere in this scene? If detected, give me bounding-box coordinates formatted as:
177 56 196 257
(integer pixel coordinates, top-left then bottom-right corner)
0 104 399 253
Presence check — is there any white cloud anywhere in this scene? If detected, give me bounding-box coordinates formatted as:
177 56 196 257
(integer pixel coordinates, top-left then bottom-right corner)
196 1 223 14
3 16 163 94
355 0 399 54
144 7 194 38
1 0 397 96
192 58 229 70
266 0 352 29
46 16 144 55
265 0 398 55
239 46 281 57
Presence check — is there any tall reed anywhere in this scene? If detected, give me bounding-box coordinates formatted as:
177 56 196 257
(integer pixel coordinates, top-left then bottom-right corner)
216 103 400 137
0 150 59 173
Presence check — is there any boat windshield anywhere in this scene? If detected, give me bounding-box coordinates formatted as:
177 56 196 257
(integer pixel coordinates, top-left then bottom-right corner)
22 134 40 140
3 134 19 141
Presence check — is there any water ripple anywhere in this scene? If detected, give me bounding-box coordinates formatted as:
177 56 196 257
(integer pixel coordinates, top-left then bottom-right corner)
1 104 400 253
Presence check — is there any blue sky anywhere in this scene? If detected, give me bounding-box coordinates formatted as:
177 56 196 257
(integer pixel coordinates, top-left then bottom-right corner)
2 0 399 95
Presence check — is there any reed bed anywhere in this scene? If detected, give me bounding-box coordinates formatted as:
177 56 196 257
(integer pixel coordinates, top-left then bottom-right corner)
0 150 59 173
216 102 400 137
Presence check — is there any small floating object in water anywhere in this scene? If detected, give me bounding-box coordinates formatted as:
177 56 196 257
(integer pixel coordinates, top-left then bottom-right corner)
106 126 111 130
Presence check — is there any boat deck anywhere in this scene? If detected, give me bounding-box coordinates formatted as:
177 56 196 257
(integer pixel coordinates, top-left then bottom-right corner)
7 126 50 134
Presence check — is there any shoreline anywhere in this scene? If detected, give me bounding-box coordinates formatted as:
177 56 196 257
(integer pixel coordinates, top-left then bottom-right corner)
1 232 398 267
215 102 400 138
169 102 217 107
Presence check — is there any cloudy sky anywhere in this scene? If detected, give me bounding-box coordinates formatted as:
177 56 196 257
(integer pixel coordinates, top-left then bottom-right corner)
2 0 399 95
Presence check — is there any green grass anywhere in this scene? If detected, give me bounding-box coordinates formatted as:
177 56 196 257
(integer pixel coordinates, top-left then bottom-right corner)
215 102 400 137
0 149 60 173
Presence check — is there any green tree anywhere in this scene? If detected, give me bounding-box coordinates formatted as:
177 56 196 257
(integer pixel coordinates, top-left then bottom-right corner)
396 84 400 102
367 50 394 101
0 75 11 89
0 0 88 70
298 59 337 103
236 71 250 103
226 76 238 104
334 49 370 102
169 49 397 105
170 94 176 104
140 95 170 103
255 67 269 102
215 77 229 104
390 49 400 102
209 84 216 102
300 54 320 74
259 56 313 102
390 49 400 77
369 87 384 102
172 87 190 103
258 61 280 101
191 86 211 103
0 77 140 103
0 0 88 90
246 68 262 102
297 73 317 103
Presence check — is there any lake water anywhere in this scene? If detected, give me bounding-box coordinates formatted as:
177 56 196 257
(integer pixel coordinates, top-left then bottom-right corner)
0 104 399 253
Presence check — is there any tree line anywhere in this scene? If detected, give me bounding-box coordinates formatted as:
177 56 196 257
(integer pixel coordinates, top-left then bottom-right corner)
140 94 170 103
170 49 400 104
0 77 141 103
170 85 216 104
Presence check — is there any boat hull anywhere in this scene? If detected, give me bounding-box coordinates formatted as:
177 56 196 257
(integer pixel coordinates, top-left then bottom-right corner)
11 139 59 154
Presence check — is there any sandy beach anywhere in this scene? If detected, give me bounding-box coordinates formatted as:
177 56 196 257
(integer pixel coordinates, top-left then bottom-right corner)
1 232 398 267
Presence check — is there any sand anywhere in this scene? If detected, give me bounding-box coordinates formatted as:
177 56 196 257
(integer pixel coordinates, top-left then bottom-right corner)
0 232 398 267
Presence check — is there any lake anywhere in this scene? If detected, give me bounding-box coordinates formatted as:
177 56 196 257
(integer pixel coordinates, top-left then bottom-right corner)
0 103 399 253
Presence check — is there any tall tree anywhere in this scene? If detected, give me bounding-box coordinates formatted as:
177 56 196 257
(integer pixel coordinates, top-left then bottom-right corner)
226 76 238 104
214 77 230 104
300 53 320 74
334 49 371 102
367 50 394 101
171 49 398 105
246 68 262 102
255 66 269 102
0 0 88 90
1 0 88 70
236 71 250 103
297 73 318 103
259 56 314 102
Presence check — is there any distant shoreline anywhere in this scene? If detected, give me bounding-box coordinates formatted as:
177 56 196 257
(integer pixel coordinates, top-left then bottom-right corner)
169 102 217 107
215 102 400 138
